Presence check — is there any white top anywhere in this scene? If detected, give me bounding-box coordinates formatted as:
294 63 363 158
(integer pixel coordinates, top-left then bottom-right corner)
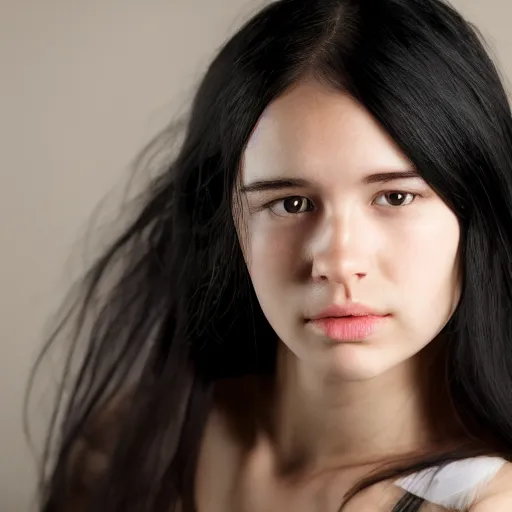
395 456 506 510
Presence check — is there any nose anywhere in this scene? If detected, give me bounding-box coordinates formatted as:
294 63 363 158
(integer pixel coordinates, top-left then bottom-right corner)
311 211 370 291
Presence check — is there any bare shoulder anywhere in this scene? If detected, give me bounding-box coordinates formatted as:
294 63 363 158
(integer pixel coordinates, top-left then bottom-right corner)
195 375 262 512
470 461 512 511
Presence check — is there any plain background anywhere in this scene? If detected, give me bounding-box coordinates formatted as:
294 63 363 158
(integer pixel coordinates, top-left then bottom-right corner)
1 0 511 510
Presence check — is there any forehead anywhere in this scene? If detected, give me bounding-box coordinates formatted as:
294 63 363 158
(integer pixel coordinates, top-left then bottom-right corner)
242 81 412 182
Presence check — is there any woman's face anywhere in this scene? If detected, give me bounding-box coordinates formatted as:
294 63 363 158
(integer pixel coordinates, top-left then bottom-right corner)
236 81 461 380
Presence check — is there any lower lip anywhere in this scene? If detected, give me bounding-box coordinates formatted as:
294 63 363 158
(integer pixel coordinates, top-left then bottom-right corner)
309 315 389 341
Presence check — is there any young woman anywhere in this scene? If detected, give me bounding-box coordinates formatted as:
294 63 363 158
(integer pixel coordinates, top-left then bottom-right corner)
33 0 512 510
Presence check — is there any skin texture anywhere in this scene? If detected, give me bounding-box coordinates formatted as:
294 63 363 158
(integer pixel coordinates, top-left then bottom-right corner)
238 79 461 383
195 79 477 511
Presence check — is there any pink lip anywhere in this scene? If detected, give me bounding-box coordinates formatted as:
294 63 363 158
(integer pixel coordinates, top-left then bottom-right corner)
307 303 390 341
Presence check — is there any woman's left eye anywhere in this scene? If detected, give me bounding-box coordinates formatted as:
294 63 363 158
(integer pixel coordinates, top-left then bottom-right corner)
373 191 417 207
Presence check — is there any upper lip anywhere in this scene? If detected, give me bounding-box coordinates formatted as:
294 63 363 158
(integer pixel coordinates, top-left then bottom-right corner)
308 303 387 320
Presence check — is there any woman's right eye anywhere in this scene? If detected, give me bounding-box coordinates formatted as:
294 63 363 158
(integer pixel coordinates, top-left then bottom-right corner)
268 196 314 216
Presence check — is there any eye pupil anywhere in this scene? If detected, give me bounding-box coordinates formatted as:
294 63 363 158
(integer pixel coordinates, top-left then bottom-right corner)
387 192 406 206
284 197 307 213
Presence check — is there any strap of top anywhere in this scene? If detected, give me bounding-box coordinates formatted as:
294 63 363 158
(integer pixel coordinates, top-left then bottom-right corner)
394 456 506 510
391 491 425 512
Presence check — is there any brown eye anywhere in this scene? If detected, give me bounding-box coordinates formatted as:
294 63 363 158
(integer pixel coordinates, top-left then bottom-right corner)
283 197 310 213
374 191 416 207
269 196 313 216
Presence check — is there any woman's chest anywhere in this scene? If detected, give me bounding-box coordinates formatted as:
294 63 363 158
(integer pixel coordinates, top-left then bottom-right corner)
196 450 447 512
231 474 402 512
199 472 449 512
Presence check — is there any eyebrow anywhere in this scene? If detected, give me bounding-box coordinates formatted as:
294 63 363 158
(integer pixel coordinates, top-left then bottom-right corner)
240 178 310 194
240 170 422 193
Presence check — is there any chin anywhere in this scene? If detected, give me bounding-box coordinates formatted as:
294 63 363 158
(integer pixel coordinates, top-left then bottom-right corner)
313 343 402 382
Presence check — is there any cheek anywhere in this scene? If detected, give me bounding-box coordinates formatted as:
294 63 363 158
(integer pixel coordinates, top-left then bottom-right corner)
395 207 461 327
241 220 304 334
244 217 302 286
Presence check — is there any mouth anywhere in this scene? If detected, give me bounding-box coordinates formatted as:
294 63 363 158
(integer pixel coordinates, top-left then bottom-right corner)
308 303 388 321
306 303 390 341
308 315 389 342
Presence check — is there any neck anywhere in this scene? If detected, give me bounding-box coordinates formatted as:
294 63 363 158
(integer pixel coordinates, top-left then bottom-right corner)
266 339 463 478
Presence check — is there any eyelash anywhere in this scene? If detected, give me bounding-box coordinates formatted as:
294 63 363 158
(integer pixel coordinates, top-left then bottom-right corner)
264 191 421 217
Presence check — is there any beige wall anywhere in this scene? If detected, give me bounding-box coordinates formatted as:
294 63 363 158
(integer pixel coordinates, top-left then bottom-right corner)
0 1 510 510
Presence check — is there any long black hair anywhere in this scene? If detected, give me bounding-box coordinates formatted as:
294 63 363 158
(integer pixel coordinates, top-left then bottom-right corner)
30 0 512 510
